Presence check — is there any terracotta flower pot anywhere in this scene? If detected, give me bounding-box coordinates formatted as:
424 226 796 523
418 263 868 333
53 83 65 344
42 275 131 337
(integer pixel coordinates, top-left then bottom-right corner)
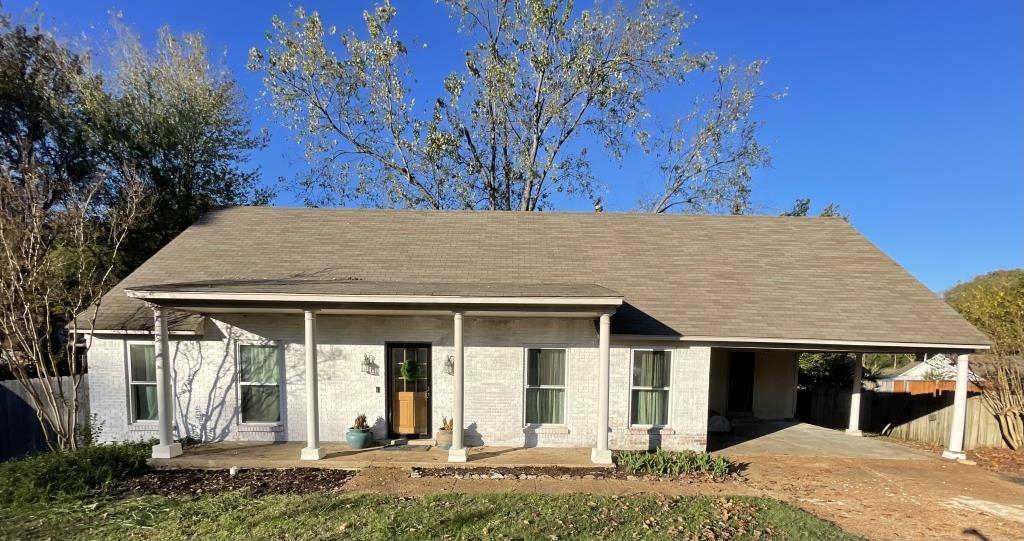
435 429 453 450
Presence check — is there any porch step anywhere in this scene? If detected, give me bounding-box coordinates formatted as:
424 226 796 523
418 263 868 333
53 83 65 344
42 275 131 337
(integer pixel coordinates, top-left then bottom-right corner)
406 439 436 446
385 438 436 447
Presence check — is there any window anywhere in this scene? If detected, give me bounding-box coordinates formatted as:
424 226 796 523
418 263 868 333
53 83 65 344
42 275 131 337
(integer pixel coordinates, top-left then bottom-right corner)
239 344 281 423
631 350 671 426
128 344 157 422
525 348 566 425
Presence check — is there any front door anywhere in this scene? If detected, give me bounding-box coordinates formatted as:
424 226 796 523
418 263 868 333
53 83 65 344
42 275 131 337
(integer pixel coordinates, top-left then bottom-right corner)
385 343 431 439
728 351 755 414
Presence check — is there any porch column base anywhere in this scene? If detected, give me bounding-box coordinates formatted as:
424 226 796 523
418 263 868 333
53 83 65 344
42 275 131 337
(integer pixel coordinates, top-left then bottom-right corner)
300 447 326 461
941 449 967 461
448 448 468 463
844 429 863 437
591 448 613 465
152 443 182 459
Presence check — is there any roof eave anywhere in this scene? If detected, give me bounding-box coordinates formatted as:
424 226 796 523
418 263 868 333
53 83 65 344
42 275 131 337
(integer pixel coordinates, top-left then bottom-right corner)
124 288 625 308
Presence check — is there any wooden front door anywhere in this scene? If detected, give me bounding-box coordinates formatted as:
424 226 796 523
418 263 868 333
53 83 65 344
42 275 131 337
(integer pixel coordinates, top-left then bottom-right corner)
386 343 431 439
728 351 756 414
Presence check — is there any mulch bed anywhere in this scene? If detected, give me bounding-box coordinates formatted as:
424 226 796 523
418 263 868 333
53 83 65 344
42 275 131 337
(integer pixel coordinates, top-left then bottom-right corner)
969 447 1024 476
876 435 1024 477
411 466 737 483
114 468 357 497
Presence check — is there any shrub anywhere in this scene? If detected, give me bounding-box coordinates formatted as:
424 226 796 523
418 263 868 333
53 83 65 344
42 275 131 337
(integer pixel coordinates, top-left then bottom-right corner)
617 448 734 479
0 442 151 504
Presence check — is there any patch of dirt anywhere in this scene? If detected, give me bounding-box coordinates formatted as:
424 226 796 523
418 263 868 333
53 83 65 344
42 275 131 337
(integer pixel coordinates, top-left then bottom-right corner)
115 468 357 497
411 465 736 483
967 447 1024 476
740 456 1024 541
876 436 1024 477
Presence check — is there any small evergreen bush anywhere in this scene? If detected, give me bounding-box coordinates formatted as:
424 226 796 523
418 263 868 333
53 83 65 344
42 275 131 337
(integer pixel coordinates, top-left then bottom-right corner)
0 442 151 504
617 448 734 478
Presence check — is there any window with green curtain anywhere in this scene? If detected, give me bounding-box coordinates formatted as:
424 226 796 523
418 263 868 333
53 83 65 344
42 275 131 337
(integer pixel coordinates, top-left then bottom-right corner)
631 350 671 426
239 344 281 423
525 348 566 424
128 344 157 422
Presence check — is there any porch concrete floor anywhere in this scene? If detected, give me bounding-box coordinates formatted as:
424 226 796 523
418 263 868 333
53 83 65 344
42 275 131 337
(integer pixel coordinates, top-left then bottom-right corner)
149 441 606 470
708 421 934 459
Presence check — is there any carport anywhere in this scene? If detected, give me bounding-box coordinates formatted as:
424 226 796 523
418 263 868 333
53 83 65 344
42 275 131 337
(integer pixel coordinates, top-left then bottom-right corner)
708 420 932 459
705 339 983 460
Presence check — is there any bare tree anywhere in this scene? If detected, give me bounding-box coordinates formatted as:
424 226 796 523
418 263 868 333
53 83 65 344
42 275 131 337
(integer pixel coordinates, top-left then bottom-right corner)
251 0 777 211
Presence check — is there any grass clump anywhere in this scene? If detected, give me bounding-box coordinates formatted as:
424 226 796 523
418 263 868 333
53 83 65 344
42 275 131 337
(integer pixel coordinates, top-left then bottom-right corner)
0 442 151 504
617 448 734 478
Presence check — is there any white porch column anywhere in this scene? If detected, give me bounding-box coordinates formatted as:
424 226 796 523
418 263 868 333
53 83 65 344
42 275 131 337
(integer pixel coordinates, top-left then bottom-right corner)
942 354 970 460
151 305 181 459
591 313 613 464
846 352 863 436
448 311 467 462
300 310 324 460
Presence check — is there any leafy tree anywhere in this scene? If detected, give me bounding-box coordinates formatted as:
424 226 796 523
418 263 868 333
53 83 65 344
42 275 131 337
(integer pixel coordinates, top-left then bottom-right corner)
782 198 847 220
97 25 267 273
798 352 856 390
250 0 778 211
0 12 265 449
945 269 1024 449
0 16 144 449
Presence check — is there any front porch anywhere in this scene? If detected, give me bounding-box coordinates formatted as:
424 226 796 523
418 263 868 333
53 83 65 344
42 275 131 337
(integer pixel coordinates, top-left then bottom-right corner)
149 441 605 470
126 279 626 464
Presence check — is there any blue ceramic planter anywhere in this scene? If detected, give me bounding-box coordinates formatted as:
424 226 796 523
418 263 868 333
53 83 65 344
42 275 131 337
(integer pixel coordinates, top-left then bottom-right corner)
346 428 373 449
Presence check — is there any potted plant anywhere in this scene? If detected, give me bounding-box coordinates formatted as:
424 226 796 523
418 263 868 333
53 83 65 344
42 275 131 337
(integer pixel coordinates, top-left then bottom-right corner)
435 417 454 450
346 413 373 449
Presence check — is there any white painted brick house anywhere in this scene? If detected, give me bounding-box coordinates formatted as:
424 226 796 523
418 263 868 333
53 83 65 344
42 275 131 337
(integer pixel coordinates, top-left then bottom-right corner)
83 208 989 463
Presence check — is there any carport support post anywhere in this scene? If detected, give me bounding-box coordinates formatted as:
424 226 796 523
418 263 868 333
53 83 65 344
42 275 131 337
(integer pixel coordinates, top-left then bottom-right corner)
300 310 324 460
845 353 863 436
942 354 970 460
151 305 182 459
449 311 467 462
591 313 613 464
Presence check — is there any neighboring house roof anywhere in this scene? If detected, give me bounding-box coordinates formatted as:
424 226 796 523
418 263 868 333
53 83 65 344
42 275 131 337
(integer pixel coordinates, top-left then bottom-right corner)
880 354 980 381
87 207 990 348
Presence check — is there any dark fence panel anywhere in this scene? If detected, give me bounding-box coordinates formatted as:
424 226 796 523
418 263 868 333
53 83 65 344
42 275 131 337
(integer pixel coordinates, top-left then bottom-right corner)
0 377 90 461
797 386 1007 450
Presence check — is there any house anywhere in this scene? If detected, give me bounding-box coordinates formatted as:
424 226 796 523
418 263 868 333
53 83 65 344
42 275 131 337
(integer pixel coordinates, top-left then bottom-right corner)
876 354 982 395
82 207 989 464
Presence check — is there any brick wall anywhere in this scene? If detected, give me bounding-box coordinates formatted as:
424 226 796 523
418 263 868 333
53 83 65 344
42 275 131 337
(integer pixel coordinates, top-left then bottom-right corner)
89 314 711 451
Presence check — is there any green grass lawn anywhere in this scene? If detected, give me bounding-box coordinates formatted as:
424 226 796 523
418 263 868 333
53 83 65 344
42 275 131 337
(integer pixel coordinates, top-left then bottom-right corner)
0 492 860 540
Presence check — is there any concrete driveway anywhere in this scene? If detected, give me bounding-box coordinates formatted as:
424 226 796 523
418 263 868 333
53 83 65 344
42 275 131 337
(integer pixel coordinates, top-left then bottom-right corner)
709 421 934 459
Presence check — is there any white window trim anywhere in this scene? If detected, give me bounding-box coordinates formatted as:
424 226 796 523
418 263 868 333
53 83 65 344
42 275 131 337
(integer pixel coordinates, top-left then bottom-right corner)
235 340 285 426
522 345 570 428
125 340 158 425
628 347 674 429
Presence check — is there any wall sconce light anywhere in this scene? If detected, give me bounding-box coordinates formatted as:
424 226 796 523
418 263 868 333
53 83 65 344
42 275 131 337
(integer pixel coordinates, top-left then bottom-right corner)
362 354 379 376
444 355 455 376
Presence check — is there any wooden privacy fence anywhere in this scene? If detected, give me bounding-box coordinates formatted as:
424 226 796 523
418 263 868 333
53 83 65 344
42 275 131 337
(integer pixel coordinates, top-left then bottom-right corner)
883 379 981 395
796 387 1007 450
872 391 1006 450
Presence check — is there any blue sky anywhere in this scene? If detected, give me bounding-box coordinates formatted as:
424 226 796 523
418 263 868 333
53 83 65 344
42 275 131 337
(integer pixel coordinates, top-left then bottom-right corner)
9 0 1022 293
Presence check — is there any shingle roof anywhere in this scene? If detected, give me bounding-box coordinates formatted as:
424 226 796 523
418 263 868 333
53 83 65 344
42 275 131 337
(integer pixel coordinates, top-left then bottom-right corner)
89 207 989 347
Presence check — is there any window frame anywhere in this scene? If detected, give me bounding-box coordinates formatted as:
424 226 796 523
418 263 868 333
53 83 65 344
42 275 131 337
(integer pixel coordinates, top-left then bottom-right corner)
522 346 570 427
125 340 158 425
235 341 284 426
628 348 673 428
